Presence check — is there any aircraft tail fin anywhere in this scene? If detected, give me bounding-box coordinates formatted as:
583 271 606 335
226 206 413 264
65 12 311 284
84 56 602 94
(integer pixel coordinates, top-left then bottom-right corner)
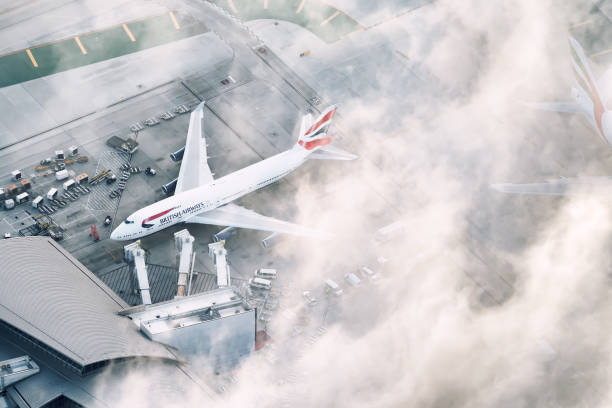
568 36 608 117
569 36 603 100
296 105 357 160
297 105 337 150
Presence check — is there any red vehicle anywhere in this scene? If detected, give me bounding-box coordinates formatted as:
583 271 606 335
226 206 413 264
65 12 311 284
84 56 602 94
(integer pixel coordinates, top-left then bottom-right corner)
255 330 272 351
90 225 100 241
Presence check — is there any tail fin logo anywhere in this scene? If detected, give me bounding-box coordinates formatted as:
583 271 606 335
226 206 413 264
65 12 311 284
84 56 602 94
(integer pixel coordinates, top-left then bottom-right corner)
298 106 337 150
304 107 336 137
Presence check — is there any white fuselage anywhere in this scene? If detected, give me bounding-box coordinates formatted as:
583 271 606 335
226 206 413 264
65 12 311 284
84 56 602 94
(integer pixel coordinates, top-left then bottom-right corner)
110 146 310 240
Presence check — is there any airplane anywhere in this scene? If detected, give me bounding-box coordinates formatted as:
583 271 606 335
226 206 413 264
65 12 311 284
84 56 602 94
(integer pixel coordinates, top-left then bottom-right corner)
110 102 357 241
523 36 612 146
492 37 612 196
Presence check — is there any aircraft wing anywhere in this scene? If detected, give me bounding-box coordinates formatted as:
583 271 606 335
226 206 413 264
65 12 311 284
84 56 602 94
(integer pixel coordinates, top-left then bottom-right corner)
522 101 582 114
491 177 612 196
175 102 214 194
187 203 332 239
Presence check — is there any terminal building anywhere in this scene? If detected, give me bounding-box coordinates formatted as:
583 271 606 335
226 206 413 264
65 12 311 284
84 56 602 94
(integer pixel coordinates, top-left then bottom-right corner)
0 237 254 407
121 288 255 366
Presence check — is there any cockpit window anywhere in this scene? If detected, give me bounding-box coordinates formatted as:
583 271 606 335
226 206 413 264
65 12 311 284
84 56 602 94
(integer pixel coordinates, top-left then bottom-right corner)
124 219 134 224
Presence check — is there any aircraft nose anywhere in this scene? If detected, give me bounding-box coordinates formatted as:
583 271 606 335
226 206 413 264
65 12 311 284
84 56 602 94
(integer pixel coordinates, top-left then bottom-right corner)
110 227 119 240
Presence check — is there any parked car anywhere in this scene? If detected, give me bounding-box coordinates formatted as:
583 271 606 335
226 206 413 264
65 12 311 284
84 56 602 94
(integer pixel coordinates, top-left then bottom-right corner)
48 229 63 241
359 266 380 282
325 279 343 296
254 268 277 280
344 272 361 287
302 291 317 306
249 277 272 290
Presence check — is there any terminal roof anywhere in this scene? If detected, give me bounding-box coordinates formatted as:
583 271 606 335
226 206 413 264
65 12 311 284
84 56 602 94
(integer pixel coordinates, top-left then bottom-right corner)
0 237 176 374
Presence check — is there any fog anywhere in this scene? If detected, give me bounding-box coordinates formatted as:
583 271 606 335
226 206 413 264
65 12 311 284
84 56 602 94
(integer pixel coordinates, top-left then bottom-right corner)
97 0 612 406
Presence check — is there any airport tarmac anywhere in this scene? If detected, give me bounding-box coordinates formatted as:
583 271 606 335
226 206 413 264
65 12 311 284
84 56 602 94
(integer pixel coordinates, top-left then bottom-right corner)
4 0 612 404
0 8 423 385
1 0 609 311
0 0 376 287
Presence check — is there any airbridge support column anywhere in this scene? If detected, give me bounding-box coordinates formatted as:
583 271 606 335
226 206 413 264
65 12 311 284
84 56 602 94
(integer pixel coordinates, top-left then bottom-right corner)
174 229 196 297
124 241 152 305
208 240 231 288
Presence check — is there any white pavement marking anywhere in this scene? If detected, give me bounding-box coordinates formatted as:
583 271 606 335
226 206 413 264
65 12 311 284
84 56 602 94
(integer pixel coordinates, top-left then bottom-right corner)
169 11 181 29
227 0 238 14
86 151 130 212
26 49 38 67
2 218 17 232
75 36 87 54
320 10 340 26
122 23 136 42
296 0 306 14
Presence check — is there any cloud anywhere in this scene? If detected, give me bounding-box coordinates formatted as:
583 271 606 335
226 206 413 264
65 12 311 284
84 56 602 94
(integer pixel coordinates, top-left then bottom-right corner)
215 1 612 407
93 0 612 406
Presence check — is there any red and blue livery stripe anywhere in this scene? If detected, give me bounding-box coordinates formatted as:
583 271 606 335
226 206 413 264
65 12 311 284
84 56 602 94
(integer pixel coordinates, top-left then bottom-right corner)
142 207 174 228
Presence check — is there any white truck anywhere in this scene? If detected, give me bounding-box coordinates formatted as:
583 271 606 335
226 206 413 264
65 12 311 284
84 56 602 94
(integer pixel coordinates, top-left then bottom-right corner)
31 196 43 209
254 268 277 280
344 272 361 287
302 291 317 306
372 220 405 244
325 279 343 296
55 170 69 181
46 188 58 200
359 266 380 282
249 277 272 290
15 192 29 204
63 179 76 191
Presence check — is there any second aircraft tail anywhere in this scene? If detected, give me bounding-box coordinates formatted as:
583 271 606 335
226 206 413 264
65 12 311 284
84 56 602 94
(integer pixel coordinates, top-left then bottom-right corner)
296 105 357 160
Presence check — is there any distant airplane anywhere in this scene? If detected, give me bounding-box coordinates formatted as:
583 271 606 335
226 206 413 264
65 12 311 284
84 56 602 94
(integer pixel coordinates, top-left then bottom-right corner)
492 37 612 196
111 103 357 241
524 36 612 145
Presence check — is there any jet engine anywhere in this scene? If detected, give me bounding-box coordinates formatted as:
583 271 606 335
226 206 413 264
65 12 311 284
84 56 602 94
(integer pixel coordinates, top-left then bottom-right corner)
170 147 185 162
162 178 178 195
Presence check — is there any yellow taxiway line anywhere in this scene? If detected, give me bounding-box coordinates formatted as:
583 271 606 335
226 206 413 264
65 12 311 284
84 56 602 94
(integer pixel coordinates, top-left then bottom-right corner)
227 0 238 13
320 10 340 26
570 19 593 29
122 23 136 42
74 36 87 54
296 0 306 14
590 48 612 58
25 49 38 67
340 28 363 40
169 11 180 29
0 0 39 16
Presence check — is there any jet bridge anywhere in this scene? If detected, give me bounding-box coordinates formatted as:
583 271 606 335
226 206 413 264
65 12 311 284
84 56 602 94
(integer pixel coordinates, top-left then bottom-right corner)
174 229 196 297
208 240 231 287
0 356 39 392
124 241 152 305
